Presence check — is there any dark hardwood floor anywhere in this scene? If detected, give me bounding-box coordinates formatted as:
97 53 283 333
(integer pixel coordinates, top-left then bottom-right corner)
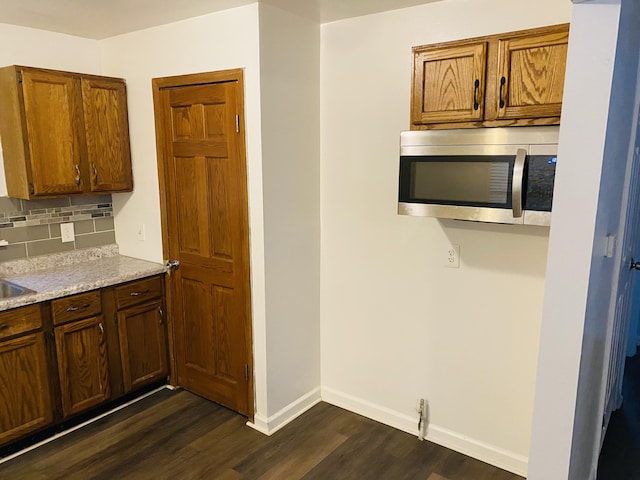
0 389 523 480
598 350 640 479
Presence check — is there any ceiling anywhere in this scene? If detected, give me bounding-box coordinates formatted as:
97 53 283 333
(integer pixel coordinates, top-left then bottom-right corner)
0 0 440 40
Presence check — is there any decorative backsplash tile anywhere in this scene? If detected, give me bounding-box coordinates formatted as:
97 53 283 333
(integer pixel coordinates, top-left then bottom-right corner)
0 194 115 262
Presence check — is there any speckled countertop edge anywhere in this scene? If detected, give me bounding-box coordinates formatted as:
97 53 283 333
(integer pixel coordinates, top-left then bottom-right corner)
0 245 166 312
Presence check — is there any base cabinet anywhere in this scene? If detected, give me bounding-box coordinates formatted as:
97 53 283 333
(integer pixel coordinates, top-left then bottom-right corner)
118 301 168 392
0 274 167 450
54 316 111 417
0 331 53 446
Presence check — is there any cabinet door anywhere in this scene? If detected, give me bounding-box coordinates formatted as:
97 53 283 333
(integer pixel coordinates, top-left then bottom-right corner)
117 301 168 392
82 77 133 193
55 316 110 417
21 69 85 196
412 42 487 125
0 333 53 446
495 27 568 120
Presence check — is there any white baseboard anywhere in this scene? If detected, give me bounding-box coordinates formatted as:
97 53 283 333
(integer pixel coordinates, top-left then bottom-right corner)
247 387 321 436
321 386 528 477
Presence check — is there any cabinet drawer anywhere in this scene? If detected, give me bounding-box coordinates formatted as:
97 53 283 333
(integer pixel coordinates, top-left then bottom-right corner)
0 305 42 340
52 290 102 326
115 276 162 310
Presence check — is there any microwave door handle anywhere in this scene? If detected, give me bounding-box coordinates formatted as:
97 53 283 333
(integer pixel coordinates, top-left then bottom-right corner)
512 148 527 218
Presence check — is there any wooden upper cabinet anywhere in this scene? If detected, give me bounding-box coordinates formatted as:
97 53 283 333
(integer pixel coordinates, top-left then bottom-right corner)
0 65 133 199
411 23 569 129
82 77 133 192
21 70 85 196
412 43 486 125
495 28 569 120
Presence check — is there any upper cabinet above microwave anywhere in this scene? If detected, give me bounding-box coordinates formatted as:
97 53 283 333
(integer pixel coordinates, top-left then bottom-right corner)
411 23 569 130
0 66 133 199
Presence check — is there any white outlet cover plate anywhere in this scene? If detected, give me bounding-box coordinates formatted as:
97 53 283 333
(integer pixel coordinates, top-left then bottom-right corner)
445 244 460 268
60 222 75 243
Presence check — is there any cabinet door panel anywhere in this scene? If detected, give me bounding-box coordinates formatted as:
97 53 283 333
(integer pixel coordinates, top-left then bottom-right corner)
55 316 110 417
412 43 486 125
21 70 85 196
118 301 168 392
496 28 568 120
82 77 133 193
0 333 53 446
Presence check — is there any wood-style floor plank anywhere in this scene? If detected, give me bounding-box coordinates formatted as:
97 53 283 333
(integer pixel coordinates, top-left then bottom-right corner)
0 389 524 480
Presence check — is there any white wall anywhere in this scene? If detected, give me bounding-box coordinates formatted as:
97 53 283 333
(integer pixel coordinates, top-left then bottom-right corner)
320 0 571 475
529 1 640 479
257 3 321 423
0 23 101 196
98 4 272 422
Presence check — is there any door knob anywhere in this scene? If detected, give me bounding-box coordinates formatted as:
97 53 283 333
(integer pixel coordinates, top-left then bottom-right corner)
630 259 640 270
166 259 180 270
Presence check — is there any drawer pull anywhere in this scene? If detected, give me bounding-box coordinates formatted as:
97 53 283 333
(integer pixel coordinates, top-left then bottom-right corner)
0 323 8 331
66 303 90 312
130 289 150 297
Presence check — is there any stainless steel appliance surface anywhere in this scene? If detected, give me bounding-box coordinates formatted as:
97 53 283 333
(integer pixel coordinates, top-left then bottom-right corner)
398 126 559 226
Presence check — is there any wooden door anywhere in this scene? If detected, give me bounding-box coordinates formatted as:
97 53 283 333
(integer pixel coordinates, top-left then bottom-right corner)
0 333 53 446
117 300 168 392
412 42 487 125
153 70 253 418
82 77 133 193
21 69 85 196
495 27 568 120
55 316 110 417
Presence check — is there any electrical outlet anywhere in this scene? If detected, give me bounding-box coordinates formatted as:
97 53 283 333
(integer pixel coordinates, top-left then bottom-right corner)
445 244 460 268
60 222 75 243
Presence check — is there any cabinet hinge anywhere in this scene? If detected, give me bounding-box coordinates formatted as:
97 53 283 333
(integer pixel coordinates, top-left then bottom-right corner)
113 312 118 324
28 183 34 195
235 115 240 133
244 364 249 382
17 71 22 83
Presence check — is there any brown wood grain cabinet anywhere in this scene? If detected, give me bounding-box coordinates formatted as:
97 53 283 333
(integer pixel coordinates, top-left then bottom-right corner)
52 291 110 418
411 23 569 129
118 301 168 393
0 65 133 199
0 274 167 450
115 276 168 393
0 305 54 447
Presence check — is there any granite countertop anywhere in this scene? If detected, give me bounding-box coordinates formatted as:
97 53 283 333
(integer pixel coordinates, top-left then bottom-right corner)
0 245 166 312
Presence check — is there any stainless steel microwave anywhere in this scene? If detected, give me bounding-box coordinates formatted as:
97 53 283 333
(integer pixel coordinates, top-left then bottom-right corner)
398 126 559 226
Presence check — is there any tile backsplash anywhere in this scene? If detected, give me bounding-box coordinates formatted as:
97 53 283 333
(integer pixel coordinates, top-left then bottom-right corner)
0 194 115 262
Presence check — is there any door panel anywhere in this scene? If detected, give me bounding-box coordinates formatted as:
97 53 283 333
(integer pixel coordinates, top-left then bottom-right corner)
412 43 487 125
153 70 252 418
21 70 84 195
0 333 53 446
496 29 568 120
55 316 110 417
82 77 133 192
117 301 168 392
